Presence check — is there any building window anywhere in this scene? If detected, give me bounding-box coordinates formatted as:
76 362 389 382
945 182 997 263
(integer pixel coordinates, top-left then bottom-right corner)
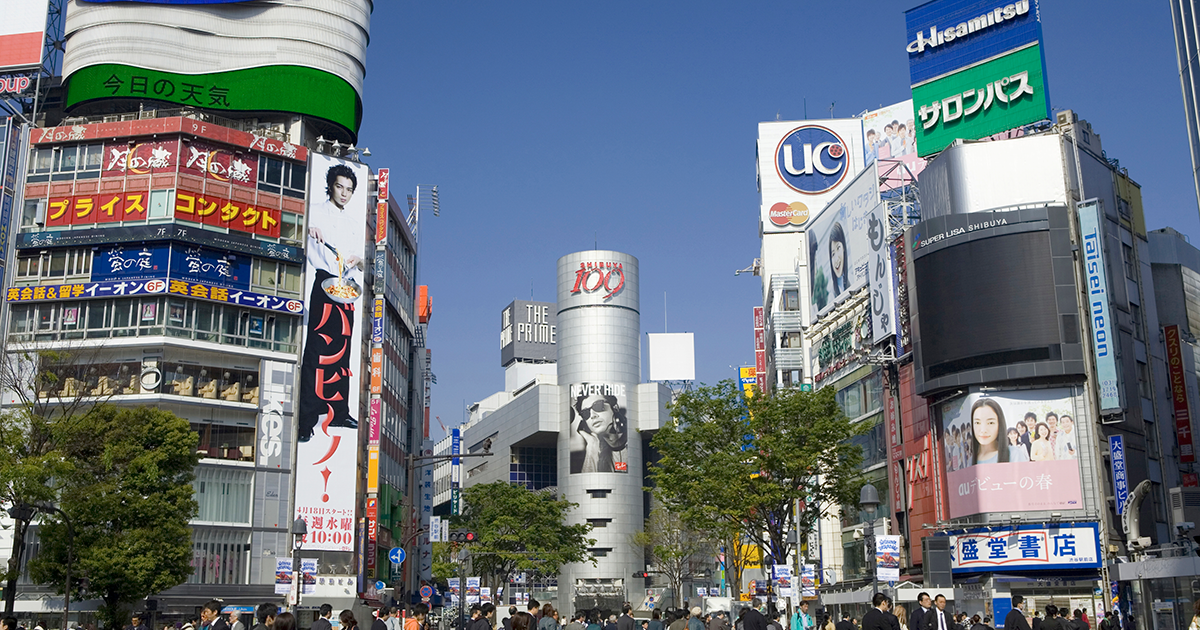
1130 303 1143 341
192 465 253 524
250 259 303 297
13 249 92 283
279 213 303 243
781 370 803 388
586 519 612 528
783 289 800 311
586 489 610 499
258 156 306 199
188 527 250 585
1123 244 1137 280
20 199 44 229
26 143 104 183
1145 421 1160 460
1137 361 1151 400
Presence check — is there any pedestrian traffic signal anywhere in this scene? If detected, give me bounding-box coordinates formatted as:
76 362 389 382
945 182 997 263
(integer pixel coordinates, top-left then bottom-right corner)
632 571 650 578
448 530 477 543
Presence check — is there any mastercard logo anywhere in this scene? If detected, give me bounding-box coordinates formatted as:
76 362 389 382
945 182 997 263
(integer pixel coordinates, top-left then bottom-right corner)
769 201 810 227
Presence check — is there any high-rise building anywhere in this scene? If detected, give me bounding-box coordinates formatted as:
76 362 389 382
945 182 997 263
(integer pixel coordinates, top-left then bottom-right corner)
1170 0 1200 218
0 1 431 622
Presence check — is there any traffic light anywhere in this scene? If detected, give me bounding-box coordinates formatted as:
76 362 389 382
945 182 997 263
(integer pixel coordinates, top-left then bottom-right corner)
448 530 477 543
632 571 650 578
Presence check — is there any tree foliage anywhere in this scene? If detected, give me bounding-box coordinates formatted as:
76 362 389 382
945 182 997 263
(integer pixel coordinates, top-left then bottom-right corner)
454 482 595 588
27 405 200 630
650 380 866 592
630 506 715 608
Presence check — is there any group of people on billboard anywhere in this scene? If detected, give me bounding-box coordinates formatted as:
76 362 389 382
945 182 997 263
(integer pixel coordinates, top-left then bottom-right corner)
946 395 1079 472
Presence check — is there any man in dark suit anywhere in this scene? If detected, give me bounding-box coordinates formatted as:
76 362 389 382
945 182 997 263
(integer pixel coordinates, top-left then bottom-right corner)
1004 596 1031 630
618 605 637 630
834 614 853 630
919 595 949 630
741 599 769 630
313 605 334 630
861 594 893 630
910 593 932 630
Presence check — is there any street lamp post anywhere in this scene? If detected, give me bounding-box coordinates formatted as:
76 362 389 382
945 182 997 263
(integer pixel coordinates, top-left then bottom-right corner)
10 503 73 630
291 518 308 608
859 484 880 598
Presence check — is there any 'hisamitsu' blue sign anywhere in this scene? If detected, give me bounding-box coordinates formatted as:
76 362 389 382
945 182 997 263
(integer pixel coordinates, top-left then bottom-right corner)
905 0 1044 86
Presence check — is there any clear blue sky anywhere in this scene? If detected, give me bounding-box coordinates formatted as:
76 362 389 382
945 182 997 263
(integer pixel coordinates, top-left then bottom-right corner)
359 0 1200 440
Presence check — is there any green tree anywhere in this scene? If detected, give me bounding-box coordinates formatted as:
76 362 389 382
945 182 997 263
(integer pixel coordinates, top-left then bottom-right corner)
630 506 715 608
0 346 119 615
650 380 865 594
454 482 594 588
28 405 200 630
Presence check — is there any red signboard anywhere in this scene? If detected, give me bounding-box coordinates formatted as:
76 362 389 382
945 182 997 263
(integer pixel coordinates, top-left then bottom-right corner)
1166 325 1195 463
101 140 180 178
46 191 150 227
179 140 258 187
753 306 764 330
370 348 383 395
885 383 904 513
377 168 390 201
376 201 387 244
754 328 765 352
366 497 378 577
32 116 308 162
174 189 281 238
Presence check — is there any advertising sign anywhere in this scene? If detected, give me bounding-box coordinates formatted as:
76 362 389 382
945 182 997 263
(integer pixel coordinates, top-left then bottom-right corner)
168 244 250 290
0 0 49 71
5 277 301 314
941 389 1083 519
102 139 180 178
92 243 169 282
804 167 888 328
1109 435 1129 515
773 564 793 598
1077 200 1123 413
905 0 1043 86
739 366 756 397
948 523 1102 573
295 153 369 552
753 306 767 392
875 535 901 582
568 382 630 474
466 577 481 604
758 119 864 234
44 191 150 228
1166 325 1195 462
448 577 460 603
863 100 927 191
370 349 383 395
174 189 282 238
178 140 258 186
377 168 390 201
500 300 557 366
911 43 1050 157
376 201 387 244
274 558 317 595
372 296 384 343
800 565 817 598
19 222 302 264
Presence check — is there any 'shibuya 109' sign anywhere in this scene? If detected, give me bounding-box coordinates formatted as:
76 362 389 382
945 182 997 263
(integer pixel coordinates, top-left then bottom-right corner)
570 261 625 300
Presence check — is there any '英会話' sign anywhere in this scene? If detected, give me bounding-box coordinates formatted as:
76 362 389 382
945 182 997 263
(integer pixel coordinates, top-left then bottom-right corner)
905 0 1043 86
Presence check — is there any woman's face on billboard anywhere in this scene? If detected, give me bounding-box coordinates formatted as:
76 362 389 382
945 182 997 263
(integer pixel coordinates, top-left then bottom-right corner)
972 404 999 447
582 396 615 435
830 240 845 277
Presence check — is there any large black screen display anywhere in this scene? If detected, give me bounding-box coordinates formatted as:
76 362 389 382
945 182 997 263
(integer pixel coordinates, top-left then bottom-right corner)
915 231 1060 379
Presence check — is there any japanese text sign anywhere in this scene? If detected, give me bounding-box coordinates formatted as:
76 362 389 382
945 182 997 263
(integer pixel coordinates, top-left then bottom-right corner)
1110 435 1129 514
949 523 1101 573
1165 325 1195 462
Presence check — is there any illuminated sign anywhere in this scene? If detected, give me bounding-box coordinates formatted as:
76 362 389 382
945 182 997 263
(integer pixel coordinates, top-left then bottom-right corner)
0 75 31 94
948 523 1101 573
1165 325 1195 462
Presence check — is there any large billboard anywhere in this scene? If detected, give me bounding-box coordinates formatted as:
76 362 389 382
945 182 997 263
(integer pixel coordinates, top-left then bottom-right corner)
568 382 630 474
0 0 48 71
940 389 1083 519
911 43 1050 157
947 523 1101 573
500 300 557 366
758 119 864 234
295 153 369 551
905 0 1043 86
863 100 927 191
62 1 370 135
804 167 893 343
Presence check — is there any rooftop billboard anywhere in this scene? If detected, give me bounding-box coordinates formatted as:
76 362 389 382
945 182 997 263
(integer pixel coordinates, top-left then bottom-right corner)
905 0 1043 86
0 0 49 71
758 119 864 234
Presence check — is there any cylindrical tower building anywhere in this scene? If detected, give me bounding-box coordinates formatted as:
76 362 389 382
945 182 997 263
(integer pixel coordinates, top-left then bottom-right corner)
556 250 644 613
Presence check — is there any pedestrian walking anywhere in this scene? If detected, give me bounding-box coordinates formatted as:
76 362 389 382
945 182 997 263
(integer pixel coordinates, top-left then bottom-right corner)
275 614 296 630
313 606 335 630
252 604 277 630
340 610 359 630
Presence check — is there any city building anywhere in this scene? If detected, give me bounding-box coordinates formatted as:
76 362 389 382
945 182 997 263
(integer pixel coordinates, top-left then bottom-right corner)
432 251 673 614
1170 0 1200 218
0 0 431 622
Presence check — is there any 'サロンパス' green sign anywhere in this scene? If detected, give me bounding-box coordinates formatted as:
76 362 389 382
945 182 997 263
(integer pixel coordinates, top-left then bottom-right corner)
65 63 362 136
911 43 1049 157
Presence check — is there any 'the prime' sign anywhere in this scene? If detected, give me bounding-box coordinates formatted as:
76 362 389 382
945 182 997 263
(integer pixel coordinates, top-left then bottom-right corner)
501 300 557 366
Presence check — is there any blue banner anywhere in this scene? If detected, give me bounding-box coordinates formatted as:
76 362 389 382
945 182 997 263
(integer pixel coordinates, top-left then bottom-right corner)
92 243 170 282
1078 200 1123 413
169 244 250 290
905 0 1044 86
1110 435 1129 514
5 278 303 314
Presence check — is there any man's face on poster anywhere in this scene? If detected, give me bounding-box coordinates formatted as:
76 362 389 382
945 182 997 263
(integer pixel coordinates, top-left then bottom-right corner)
330 175 355 209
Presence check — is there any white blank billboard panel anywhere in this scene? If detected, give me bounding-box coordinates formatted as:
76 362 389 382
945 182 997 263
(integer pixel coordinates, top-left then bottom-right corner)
647 333 696 381
0 0 49 71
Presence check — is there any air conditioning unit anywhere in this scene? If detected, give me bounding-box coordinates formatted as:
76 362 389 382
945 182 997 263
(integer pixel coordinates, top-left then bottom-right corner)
922 536 952 588
1169 487 1200 529
1056 110 1077 126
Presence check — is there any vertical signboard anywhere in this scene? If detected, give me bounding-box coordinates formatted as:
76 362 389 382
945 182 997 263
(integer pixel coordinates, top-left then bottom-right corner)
295 153 370 552
419 442 435 582
366 497 378 580
1109 435 1129 514
1077 200 1123 414
753 306 767 392
1165 325 1195 462
451 428 461 516
876 535 901 583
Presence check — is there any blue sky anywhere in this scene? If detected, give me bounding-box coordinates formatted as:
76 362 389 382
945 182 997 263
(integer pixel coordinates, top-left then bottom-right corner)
359 0 1199 439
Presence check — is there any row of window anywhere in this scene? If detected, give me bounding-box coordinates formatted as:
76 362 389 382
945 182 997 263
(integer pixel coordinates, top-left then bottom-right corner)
27 142 307 199
8 297 300 352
